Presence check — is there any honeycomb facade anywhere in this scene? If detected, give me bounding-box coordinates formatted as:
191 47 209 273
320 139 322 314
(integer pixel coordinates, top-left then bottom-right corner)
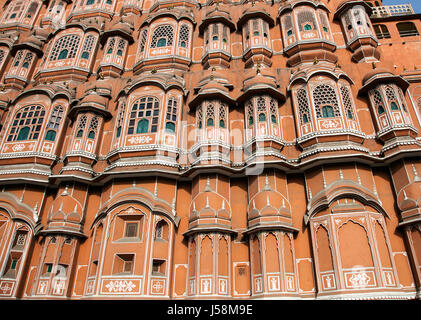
0 0 420 300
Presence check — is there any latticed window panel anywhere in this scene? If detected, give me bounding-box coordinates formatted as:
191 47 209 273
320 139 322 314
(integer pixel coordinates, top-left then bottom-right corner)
312 84 341 118
283 14 294 36
178 24 190 47
196 105 203 129
138 29 148 53
22 52 34 68
7 105 45 142
319 11 330 32
0 49 6 65
115 101 126 138
13 50 23 66
150 25 174 48
165 97 178 133
81 35 96 59
246 101 254 126
89 116 99 132
340 85 355 120
49 34 81 61
219 103 227 128
117 39 126 55
297 10 317 31
128 96 160 134
47 105 64 130
373 90 384 106
297 88 311 125
385 85 397 102
106 37 116 54
78 114 87 129
206 102 215 126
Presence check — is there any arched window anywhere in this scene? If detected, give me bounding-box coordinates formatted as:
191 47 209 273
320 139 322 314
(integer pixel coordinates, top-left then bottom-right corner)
297 88 311 125
138 29 148 53
321 106 335 118
378 105 385 114
45 105 64 141
128 96 160 134
49 34 80 61
17 126 30 140
390 101 398 110
81 34 95 60
76 114 87 138
137 118 149 133
45 130 56 141
297 10 317 32
373 24 391 39
165 98 177 134
397 22 419 37
151 25 174 48
88 116 98 139
7 105 45 142
115 101 126 139
205 103 215 127
313 84 341 119
178 24 190 48
340 85 355 120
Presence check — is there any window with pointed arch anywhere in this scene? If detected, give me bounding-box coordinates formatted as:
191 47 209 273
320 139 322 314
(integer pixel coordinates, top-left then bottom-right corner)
310 202 397 294
150 24 174 48
76 114 87 138
154 220 168 241
45 105 64 142
128 96 160 135
6 105 45 142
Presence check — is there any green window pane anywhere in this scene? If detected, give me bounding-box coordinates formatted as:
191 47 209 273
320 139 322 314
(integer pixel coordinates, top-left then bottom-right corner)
45 130 56 141
17 127 30 141
322 106 334 118
137 118 149 133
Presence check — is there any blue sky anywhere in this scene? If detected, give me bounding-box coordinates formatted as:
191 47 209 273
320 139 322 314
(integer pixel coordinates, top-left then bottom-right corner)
383 0 421 13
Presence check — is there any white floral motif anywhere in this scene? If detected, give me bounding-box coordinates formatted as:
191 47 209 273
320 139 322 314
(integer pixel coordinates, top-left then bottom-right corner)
349 272 370 287
105 280 136 293
321 120 338 129
128 136 152 145
12 144 25 151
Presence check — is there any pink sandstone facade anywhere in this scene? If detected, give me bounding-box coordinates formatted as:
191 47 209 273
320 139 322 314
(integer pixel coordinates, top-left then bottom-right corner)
0 0 419 300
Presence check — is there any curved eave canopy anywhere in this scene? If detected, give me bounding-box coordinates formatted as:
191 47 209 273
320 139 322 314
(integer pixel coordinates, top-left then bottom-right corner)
303 181 388 225
237 9 275 29
238 83 286 104
279 0 330 16
67 103 112 120
100 27 134 45
358 74 410 96
11 40 43 57
288 68 354 90
189 89 236 110
141 10 196 28
333 0 372 20
11 85 75 105
198 15 236 34
182 226 237 237
118 76 188 98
